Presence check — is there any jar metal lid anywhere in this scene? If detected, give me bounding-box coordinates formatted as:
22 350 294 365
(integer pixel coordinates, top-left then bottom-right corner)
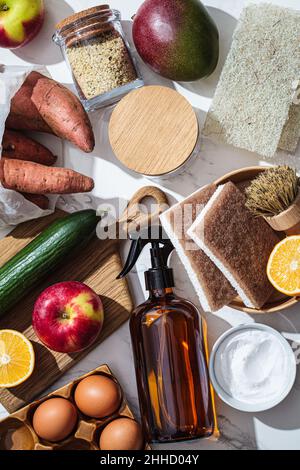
109 86 199 177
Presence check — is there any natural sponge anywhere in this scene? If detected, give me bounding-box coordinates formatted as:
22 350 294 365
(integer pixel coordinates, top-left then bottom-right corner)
188 182 280 309
160 185 236 312
203 4 300 158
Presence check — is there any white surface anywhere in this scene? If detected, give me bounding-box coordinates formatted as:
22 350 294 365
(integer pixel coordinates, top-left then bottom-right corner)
1 0 300 451
210 324 296 412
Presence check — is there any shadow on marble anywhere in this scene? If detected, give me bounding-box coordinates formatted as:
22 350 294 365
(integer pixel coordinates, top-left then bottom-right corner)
256 386 300 432
179 7 237 100
271 150 300 172
160 133 262 199
217 411 257 450
155 404 258 450
12 0 74 66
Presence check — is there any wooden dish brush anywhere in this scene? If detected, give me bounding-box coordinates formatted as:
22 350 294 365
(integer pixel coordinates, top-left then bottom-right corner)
245 166 300 235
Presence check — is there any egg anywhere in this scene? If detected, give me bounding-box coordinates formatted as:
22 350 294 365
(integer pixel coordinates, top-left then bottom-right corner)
74 374 122 418
99 418 144 450
32 398 77 442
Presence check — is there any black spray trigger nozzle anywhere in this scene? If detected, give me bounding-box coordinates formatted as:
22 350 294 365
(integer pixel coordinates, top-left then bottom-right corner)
117 237 148 279
150 239 174 268
117 226 174 281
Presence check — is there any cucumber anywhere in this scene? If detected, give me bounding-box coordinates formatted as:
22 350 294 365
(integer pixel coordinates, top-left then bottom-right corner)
0 210 100 317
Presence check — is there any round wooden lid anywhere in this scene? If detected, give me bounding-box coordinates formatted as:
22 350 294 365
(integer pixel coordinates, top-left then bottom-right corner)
109 86 199 177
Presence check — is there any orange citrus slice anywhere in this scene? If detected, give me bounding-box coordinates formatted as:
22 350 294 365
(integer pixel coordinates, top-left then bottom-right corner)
267 236 300 296
0 330 35 388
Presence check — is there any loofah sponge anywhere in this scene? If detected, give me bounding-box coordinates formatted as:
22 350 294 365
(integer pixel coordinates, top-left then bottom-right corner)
203 3 300 158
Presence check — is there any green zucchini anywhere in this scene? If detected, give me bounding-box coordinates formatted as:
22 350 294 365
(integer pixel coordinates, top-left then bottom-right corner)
0 210 100 317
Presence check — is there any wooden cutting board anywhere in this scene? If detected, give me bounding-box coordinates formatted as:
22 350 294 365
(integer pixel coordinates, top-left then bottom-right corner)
0 186 169 413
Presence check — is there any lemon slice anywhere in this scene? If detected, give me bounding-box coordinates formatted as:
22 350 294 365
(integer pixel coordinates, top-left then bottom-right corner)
0 330 35 388
267 236 300 296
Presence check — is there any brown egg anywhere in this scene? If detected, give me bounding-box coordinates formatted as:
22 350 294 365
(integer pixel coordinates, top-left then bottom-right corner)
99 418 144 450
74 374 122 418
32 398 77 442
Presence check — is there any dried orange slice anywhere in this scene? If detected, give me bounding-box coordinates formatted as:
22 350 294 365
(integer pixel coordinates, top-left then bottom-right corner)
267 236 300 296
0 330 35 388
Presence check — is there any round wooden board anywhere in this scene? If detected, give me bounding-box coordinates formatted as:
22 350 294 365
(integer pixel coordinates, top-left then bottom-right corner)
214 166 299 314
109 86 199 177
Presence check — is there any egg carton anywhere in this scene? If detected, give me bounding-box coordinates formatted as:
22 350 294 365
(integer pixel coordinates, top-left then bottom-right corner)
0 364 149 451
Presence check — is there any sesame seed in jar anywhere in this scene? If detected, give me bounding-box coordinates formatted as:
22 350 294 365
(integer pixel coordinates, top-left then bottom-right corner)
66 30 138 100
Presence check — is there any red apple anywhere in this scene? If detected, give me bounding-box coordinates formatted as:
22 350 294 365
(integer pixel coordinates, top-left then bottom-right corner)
0 0 44 49
33 281 104 354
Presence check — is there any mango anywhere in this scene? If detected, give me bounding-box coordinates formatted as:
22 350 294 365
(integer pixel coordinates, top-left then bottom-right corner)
132 0 219 82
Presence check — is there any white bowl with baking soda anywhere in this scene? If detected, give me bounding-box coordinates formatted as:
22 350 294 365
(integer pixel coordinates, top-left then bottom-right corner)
209 324 296 412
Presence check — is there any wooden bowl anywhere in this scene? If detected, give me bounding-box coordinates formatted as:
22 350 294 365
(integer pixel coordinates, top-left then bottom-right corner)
214 166 299 314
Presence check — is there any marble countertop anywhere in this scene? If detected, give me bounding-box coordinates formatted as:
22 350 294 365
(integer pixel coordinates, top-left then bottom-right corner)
1 0 300 451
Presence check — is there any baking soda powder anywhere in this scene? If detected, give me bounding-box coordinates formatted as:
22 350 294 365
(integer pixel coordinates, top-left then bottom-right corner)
215 329 290 404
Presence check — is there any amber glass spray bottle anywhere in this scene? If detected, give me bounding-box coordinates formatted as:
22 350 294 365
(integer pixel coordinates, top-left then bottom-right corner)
118 228 215 443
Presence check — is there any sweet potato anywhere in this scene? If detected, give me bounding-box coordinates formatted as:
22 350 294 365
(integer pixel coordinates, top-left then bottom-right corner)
6 71 95 153
0 159 94 195
21 193 49 210
31 75 95 153
6 72 52 133
2 130 57 166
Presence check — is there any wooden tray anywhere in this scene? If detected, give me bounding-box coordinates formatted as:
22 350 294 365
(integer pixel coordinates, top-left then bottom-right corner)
214 166 299 314
0 186 169 413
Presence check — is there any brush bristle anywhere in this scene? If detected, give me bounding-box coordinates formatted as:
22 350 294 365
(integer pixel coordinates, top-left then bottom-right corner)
245 166 299 217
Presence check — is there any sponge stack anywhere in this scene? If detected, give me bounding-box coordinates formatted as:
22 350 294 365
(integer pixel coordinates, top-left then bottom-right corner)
160 181 280 312
187 183 280 310
160 185 236 312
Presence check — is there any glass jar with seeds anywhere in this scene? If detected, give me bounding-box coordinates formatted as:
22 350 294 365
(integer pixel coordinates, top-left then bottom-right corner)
53 5 143 111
